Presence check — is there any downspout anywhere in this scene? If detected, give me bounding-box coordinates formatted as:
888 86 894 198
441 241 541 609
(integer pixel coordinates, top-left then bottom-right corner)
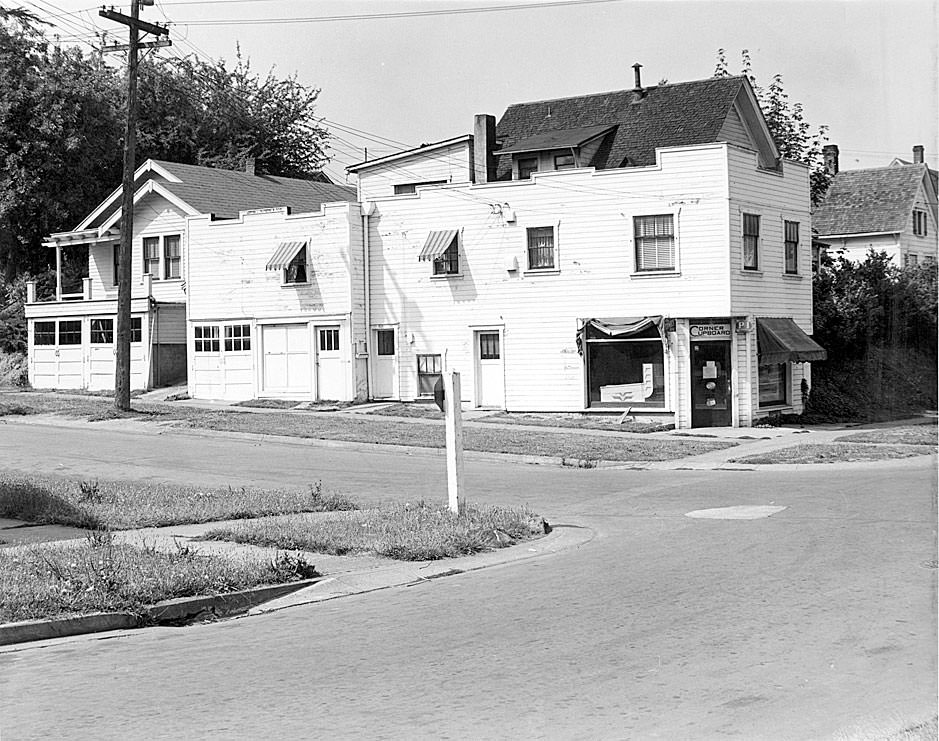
362 201 374 400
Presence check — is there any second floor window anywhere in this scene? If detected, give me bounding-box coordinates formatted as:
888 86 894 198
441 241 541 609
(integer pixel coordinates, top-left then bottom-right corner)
784 221 799 274
285 245 308 284
164 235 181 279
433 238 460 276
913 209 928 236
743 213 760 270
554 153 575 170
527 226 556 270
634 215 675 271
143 237 160 277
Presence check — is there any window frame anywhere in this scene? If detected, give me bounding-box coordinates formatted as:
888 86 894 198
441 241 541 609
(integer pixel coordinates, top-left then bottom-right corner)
583 330 669 411
34 321 56 346
376 329 395 357
163 234 182 280
913 209 928 237
113 245 120 287
58 320 82 346
393 180 447 195
283 245 309 285
517 157 538 180
525 226 557 272
431 234 460 277
758 362 789 408
130 317 142 344
318 327 340 352
416 353 442 397
224 324 251 352
633 214 677 273
142 236 161 278
194 325 220 353
90 318 114 345
784 220 800 275
553 153 576 171
742 213 760 271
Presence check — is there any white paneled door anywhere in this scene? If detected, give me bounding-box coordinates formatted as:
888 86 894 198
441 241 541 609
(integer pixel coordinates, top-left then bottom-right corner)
372 328 397 399
261 324 312 397
315 325 343 400
475 330 505 409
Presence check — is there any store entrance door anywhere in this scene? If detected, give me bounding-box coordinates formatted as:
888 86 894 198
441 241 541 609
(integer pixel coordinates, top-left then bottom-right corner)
691 341 732 427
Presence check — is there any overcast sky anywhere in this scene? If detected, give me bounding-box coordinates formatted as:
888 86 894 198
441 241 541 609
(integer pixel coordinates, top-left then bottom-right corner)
40 0 939 183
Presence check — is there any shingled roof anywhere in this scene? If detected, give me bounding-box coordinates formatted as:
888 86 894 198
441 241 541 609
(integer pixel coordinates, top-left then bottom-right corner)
812 165 931 236
87 160 355 229
493 75 751 180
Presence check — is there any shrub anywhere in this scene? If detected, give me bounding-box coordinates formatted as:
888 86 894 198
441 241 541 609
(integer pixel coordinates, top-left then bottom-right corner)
0 351 27 387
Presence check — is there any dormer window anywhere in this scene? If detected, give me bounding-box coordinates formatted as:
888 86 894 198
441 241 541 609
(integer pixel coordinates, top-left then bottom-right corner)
518 157 538 180
554 153 576 170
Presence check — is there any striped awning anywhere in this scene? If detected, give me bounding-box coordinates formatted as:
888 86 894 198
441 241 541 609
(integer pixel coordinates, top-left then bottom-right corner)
757 317 827 366
265 241 306 271
418 230 458 261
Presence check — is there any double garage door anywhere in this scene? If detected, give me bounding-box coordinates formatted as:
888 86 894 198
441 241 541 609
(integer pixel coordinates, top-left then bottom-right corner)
261 323 343 400
192 322 344 401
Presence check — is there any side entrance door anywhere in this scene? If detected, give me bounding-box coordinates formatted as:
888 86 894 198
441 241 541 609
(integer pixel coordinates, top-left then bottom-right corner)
372 328 397 399
475 330 505 409
691 340 732 427
315 325 344 400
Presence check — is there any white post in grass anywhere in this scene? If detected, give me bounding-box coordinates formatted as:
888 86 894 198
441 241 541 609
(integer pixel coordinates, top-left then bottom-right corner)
444 370 465 515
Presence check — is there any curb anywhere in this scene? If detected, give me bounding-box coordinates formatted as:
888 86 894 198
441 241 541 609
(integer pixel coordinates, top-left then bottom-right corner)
0 578 320 647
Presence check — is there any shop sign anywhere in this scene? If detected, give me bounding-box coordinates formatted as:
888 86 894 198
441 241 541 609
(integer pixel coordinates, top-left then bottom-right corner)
689 322 732 340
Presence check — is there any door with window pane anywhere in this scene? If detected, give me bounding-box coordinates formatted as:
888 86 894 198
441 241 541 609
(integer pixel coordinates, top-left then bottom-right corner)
31 319 82 389
372 328 397 399
88 318 115 390
475 330 505 409
315 325 344 400
691 341 732 427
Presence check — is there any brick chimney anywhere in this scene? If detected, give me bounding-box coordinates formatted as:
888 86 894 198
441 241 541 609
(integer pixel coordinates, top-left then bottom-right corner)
473 114 496 184
822 144 839 175
913 145 924 164
245 157 256 176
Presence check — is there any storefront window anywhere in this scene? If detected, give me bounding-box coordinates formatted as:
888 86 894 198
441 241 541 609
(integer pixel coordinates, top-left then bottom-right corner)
586 327 665 408
759 363 788 407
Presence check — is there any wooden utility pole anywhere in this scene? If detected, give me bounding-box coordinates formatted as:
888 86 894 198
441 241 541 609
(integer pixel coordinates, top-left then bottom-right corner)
99 1 169 410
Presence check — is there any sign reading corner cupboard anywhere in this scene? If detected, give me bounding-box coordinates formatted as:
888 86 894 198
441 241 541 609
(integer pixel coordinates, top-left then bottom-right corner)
689 322 732 340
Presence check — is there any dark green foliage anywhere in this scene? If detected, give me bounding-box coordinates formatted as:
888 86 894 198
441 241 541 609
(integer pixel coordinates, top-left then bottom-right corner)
806 252 937 421
714 49 831 205
0 18 329 278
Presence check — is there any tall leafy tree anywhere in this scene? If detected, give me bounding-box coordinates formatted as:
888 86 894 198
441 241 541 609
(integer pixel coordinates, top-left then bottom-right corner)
714 49 831 205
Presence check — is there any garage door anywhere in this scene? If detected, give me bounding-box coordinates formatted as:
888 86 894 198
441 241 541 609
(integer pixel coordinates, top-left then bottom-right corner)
262 324 311 396
31 319 83 390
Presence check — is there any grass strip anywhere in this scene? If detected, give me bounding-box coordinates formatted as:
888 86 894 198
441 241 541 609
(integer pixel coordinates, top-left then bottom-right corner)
205 502 547 561
0 391 733 460
834 425 937 446
0 475 356 530
729 443 936 465
0 531 310 624
477 412 674 434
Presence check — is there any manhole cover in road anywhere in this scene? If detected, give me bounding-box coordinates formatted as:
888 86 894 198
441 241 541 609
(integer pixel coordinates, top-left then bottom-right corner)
685 505 787 520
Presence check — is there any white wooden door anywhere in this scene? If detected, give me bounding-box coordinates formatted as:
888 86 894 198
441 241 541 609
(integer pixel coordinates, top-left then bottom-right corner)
372 328 397 399
475 330 505 408
315 325 344 400
31 319 83 389
262 324 312 396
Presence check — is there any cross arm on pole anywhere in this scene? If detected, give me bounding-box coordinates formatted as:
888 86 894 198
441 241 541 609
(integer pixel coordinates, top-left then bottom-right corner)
98 8 169 36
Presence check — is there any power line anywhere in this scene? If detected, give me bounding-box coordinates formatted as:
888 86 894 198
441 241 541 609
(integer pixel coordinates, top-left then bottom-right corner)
167 0 624 25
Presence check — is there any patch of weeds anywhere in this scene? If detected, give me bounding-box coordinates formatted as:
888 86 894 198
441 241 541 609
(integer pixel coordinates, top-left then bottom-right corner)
729 442 935 465
164 392 190 402
204 502 548 561
270 551 320 579
234 398 300 409
0 473 359 530
0 401 34 416
561 457 598 469
834 425 937 446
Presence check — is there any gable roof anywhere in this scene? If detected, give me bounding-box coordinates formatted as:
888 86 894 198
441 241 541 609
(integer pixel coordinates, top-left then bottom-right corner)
492 75 766 180
812 164 933 236
82 160 355 231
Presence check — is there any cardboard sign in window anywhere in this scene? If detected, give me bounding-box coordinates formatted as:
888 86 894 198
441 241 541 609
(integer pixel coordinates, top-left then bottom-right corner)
703 361 718 379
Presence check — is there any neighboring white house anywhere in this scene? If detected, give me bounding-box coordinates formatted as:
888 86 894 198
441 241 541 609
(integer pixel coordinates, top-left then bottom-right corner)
25 159 354 392
349 73 825 428
814 145 939 266
185 204 365 402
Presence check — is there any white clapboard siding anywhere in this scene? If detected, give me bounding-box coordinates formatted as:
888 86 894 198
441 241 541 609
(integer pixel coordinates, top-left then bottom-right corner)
186 204 361 322
153 304 186 344
727 147 814 330
367 144 753 410
356 140 473 202
88 194 188 304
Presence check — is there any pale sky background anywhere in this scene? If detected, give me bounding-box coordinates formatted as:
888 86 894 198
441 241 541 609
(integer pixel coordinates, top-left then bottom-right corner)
33 0 939 184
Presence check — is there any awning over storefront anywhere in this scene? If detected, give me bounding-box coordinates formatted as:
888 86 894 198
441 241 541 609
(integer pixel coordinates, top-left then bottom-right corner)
756 317 827 366
418 230 459 261
265 241 306 271
576 316 664 355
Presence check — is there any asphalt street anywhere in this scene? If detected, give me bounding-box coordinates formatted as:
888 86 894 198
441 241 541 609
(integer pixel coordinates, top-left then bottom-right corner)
0 420 936 740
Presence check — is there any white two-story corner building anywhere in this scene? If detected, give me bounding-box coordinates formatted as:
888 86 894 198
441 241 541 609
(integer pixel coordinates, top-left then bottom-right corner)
349 73 826 427
25 159 354 393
